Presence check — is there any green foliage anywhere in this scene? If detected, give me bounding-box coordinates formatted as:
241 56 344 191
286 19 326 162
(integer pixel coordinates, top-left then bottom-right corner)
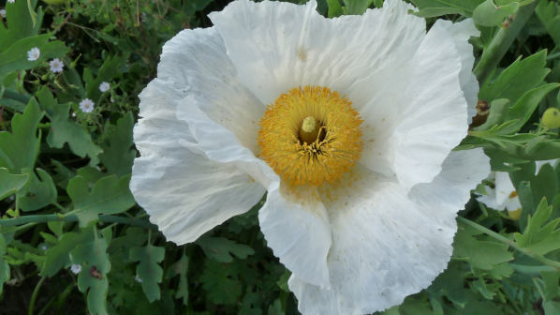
1 0 560 314
130 244 165 302
67 175 135 227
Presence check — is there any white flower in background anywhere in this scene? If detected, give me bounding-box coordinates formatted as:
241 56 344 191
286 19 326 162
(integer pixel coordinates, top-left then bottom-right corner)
79 98 95 113
134 275 143 283
27 47 40 61
7 0 15 4
49 58 64 73
478 160 557 219
99 81 110 92
0 9 6 18
70 264 82 274
40 245 47 251
130 0 490 314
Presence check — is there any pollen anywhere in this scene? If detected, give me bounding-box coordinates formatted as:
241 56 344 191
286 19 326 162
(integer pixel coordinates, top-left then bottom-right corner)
258 86 363 186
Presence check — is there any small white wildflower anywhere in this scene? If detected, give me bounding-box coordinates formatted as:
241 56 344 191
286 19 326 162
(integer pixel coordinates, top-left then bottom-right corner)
79 98 95 113
99 81 110 93
40 245 47 251
49 58 64 73
0 9 6 18
27 47 40 61
135 274 143 283
70 264 82 274
7 0 15 4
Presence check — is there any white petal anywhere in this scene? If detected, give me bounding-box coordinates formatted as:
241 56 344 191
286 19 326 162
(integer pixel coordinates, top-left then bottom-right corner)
494 171 516 206
359 18 468 190
289 149 489 314
259 183 332 288
209 0 424 105
158 27 265 153
131 79 266 245
131 28 270 244
435 19 480 123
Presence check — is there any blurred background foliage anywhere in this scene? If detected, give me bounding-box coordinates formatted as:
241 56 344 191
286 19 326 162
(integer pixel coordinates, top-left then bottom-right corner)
1 0 560 314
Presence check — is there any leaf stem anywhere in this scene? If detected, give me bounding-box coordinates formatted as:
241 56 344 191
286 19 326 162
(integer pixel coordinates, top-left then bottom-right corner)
458 216 560 270
28 276 46 315
0 214 157 230
473 1 538 84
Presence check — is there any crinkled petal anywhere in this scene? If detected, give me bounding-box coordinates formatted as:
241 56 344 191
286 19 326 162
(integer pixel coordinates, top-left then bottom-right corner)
437 19 480 123
363 18 469 190
131 28 268 244
259 183 331 288
169 27 332 287
131 80 265 245
289 149 489 314
209 0 424 106
159 27 265 153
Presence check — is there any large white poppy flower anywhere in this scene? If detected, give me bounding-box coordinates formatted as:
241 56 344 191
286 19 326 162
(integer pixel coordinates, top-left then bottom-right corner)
130 0 491 313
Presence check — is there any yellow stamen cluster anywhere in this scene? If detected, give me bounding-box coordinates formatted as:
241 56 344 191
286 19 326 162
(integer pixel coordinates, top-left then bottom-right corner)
258 86 363 186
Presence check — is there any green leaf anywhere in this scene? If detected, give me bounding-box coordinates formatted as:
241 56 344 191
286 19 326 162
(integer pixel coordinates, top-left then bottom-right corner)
0 34 69 80
453 224 514 270
535 0 560 46
67 174 135 227
473 0 519 27
342 0 373 15
71 236 111 315
472 99 510 131
0 168 28 200
200 260 242 305
174 254 189 307
197 236 255 263
498 83 560 134
0 99 43 172
0 234 10 296
0 0 43 51
41 229 93 277
99 113 135 176
17 168 57 212
38 88 102 164
84 56 123 101
327 0 343 17
479 51 550 104
514 198 560 255
130 245 165 303
409 0 484 17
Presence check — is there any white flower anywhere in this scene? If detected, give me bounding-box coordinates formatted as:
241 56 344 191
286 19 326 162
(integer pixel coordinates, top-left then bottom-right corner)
130 0 490 314
79 98 95 113
99 81 110 92
40 245 47 251
27 47 40 61
478 160 557 218
0 9 6 18
7 0 15 4
70 264 82 274
49 58 64 73
134 274 143 283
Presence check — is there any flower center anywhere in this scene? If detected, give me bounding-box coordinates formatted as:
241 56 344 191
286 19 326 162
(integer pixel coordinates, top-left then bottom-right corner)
258 86 363 186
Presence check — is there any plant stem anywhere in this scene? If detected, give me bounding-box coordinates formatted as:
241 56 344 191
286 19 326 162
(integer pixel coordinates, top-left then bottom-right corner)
473 1 538 84
458 216 560 270
28 276 46 315
0 214 157 230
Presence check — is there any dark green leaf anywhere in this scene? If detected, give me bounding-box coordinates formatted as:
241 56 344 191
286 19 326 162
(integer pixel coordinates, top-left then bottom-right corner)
130 245 165 302
99 113 135 176
197 236 255 263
